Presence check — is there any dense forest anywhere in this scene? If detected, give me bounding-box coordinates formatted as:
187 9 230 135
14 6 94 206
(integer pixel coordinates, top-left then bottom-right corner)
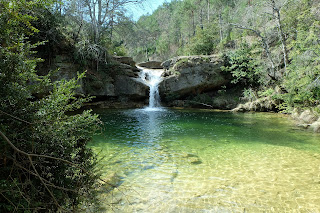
1 0 320 212
118 0 320 112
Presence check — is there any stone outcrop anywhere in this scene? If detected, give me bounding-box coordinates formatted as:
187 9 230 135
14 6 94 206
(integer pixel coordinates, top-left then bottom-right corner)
291 107 320 133
137 61 163 69
37 53 149 108
114 75 148 98
159 55 229 99
232 86 284 112
232 97 278 112
112 56 136 67
310 118 320 133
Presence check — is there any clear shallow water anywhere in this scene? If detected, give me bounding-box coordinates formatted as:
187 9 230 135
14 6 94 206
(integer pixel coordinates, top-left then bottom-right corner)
89 108 320 212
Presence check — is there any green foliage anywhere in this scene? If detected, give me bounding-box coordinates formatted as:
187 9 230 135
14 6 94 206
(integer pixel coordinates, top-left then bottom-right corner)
186 26 218 55
74 39 108 66
242 88 258 102
174 58 189 70
109 43 127 56
258 88 275 98
280 0 320 109
221 43 260 86
0 1 101 212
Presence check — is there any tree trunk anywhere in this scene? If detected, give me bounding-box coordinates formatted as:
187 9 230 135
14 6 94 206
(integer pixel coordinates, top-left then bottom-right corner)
271 0 289 75
200 8 203 30
219 12 223 42
230 23 276 78
207 0 210 23
192 10 195 36
145 47 149 61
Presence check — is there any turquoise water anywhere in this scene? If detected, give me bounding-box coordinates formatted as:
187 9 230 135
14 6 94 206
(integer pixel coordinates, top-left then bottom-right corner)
90 108 320 212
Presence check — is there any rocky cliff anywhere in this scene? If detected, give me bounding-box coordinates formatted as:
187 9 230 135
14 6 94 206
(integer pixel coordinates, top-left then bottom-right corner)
160 55 228 96
38 51 242 109
159 55 239 109
37 51 149 108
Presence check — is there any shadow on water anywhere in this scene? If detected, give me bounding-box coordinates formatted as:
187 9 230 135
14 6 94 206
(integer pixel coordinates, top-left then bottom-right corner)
93 108 320 152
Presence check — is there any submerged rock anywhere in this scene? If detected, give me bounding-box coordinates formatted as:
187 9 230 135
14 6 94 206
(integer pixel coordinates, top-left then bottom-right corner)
181 152 202 165
189 157 202 165
104 172 123 191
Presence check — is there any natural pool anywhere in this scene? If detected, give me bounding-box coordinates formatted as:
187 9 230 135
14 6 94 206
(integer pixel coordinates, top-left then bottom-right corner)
89 108 320 212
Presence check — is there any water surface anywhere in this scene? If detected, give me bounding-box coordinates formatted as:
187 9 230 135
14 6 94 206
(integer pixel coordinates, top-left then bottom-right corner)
90 108 320 212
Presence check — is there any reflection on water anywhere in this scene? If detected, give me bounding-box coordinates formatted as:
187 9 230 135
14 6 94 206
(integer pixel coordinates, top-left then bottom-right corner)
128 108 166 144
90 109 320 212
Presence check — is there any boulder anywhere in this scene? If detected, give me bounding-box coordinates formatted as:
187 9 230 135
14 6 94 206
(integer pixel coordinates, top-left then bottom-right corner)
299 109 318 124
310 119 320 133
112 56 135 67
114 75 149 100
232 97 277 112
137 61 163 69
159 55 229 98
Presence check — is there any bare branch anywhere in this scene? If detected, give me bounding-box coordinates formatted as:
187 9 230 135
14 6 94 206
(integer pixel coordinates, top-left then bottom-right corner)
27 155 61 209
0 110 33 125
229 23 276 77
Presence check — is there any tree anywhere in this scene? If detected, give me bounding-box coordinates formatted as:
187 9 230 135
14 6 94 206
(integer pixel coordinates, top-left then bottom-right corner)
281 0 320 108
83 0 143 43
0 1 102 211
230 23 276 78
264 0 289 74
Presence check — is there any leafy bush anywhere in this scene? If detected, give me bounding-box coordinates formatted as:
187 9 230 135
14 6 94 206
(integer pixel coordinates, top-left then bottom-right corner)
221 43 260 86
186 26 218 55
0 1 102 212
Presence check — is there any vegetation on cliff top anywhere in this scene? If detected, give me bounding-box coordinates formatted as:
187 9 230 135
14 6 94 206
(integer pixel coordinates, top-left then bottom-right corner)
115 0 320 113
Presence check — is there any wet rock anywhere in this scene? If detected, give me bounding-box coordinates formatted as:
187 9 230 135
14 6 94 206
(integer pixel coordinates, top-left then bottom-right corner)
297 124 311 129
84 100 145 109
291 108 320 132
137 61 163 69
114 75 149 99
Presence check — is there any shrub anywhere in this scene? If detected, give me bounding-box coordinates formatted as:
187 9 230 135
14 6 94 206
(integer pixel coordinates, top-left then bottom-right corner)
0 1 102 211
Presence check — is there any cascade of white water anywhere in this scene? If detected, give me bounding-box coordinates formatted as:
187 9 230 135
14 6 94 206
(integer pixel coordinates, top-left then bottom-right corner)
138 67 164 108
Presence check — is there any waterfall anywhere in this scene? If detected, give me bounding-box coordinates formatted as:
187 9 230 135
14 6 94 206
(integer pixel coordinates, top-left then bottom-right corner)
138 67 164 109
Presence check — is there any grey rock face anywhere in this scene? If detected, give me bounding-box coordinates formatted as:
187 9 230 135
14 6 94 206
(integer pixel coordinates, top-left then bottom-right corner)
137 61 163 69
160 55 229 98
112 56 136 67
114 75 149 99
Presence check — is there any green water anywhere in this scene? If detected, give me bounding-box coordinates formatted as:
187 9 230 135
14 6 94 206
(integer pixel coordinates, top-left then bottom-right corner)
90 108 320 212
